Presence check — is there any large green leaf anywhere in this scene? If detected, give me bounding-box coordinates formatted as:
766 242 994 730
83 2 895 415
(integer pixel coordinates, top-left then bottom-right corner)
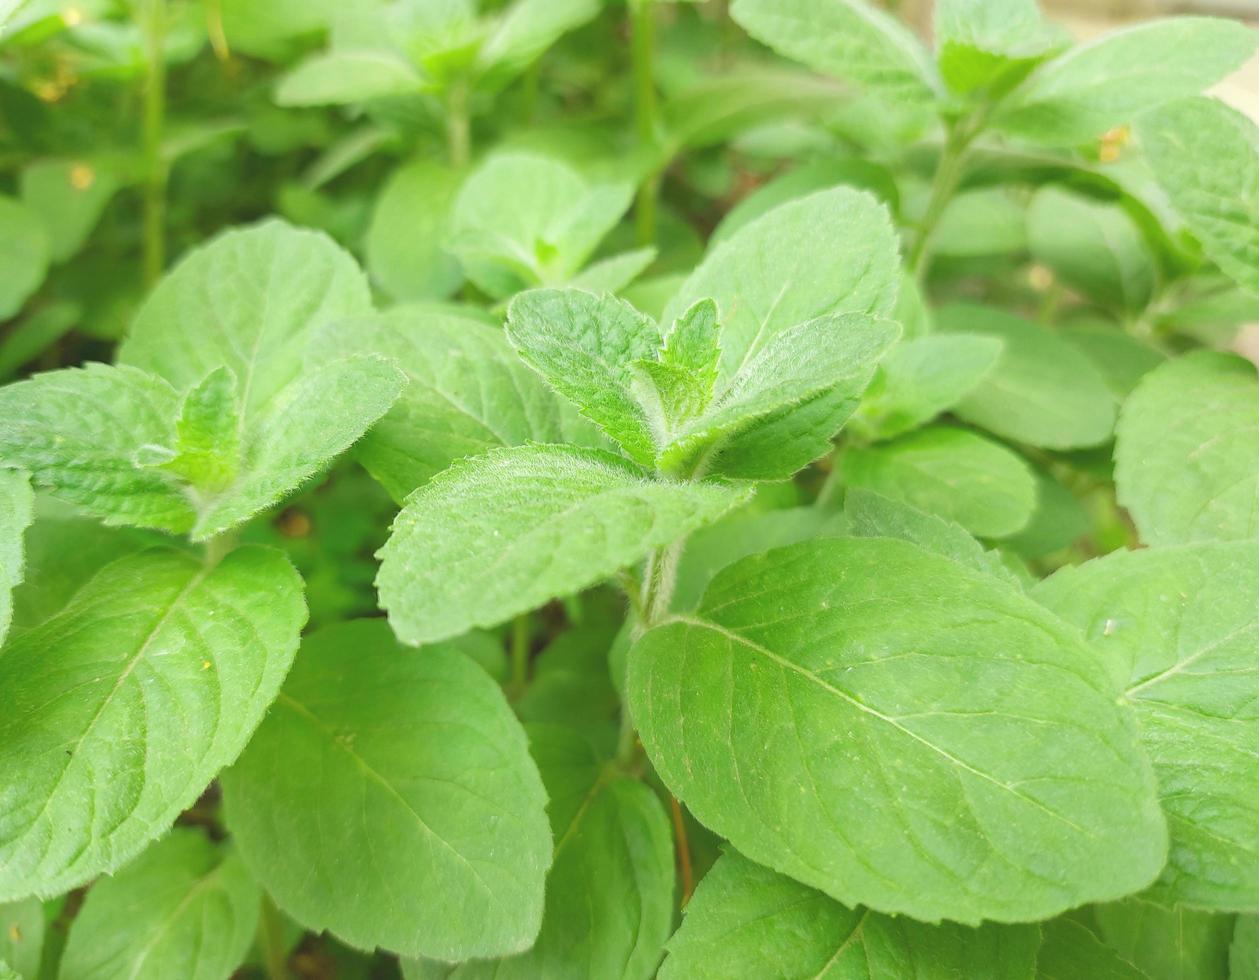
377 444 748 645
0 546 305 900
1114 352 1259 545
662 188 899 387
840 425 1036 539
0 469 33 647
1035 919 1150 980
938 304 1116 450
1092 899 1234 980
505 289 661 467
659 851 1040 979
730 0 939 108
314 308 601 501
628 537 1167 924
1027 187 1157 314
0 364 191 533
221 620 551 961
59 830 259 980
994 18 1256 146
1139 97 1259 297
1059 323 1165 399
1034 542 1259 910
420 724 673 979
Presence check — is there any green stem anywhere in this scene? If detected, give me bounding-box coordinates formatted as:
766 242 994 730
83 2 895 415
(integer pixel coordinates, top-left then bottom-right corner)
907 119 979 280
258 894 289 980
140 0 167 288
446 79 471 169
203 529 238 566
630 0 659 246
508 613 530 698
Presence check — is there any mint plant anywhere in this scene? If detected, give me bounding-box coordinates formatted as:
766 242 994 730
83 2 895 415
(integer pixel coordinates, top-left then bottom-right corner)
2 0 1259 977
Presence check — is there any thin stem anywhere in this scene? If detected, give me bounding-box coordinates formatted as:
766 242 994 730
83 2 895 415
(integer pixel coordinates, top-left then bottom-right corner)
669 795 695 906
446 79 471 168
140 0 168 287
630 0 659 246
508 613 530 698
907 117 982 280
258 894 289 980
203 529 238 566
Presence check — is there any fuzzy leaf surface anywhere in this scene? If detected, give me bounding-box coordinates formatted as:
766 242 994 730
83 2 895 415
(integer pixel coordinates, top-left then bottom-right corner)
0 470 33 647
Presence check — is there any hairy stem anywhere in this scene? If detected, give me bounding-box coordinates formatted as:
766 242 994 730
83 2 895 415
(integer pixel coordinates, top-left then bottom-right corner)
446 79 471 169
907 117 982 280
668 794 695 906
258 894 289 980
630 0 659 246
140 0 168 287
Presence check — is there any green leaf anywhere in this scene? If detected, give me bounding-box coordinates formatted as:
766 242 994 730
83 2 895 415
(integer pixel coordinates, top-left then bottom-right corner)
850 333 1002 441
18 159 118 264
840 425 1037 539
275 49 426 106
938 304 1116 450
1139 97 1259 297
506 289 661 466
846 488 1020 585
136 366 241 490
934 0 1063 97
450 153 633 299
730 0 938 108
314 308 602 501
1033 542 1259 910
515 619 622 740
59 830 259 980
366 159 464 302
0 363 192 533
0 196 49 320
932 187 1028 258
663 188 900 388
659 851 1040 979
567 247 657 296
1114 352 1259 545
475 0 600 85
1007 468 1089 560
427 724 673 979
119 220 371 419
0 898 42 980
0 546 305 900
1036 919 1150 980
0 470 33 647
1027 188 1157 313
377 444 749 645
628 536 1167 923
657 314 899 477
1233 917 1259 979
1059 323 1165 399
1093 899 1234 980
188 354 405 540
994 18 1257 146
221 620 551 961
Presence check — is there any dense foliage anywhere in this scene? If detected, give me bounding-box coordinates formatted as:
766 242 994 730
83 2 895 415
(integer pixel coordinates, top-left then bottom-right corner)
2 0 1259 976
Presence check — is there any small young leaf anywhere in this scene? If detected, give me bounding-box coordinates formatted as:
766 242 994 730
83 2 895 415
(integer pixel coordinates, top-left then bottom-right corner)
1027 187 1157 314
1114 352 1259 545
660 298 720 389
19 158 118 263
0 546 304 900
846 488 1020 585
1034 542 1259 910
475 0 600 85
0 363 192 533
850 333 1002 441
994 18 1257 146
628 537 1167 924
275 49 427 106
418 724 674 979
0 469 33 647
139 366 241 490
221 620 552 961
730 0 939 108
506 289 661 466
659 851 1040 979
376 444 749 645
1092 899 1234 980
0 196 49 320
938 304 1116 450
1036 919 1150 980
934 0 1063 97
840 425 1037 539
450 153 633 299
59 830 260 980
314 308 602 501
1139 97 1259 297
